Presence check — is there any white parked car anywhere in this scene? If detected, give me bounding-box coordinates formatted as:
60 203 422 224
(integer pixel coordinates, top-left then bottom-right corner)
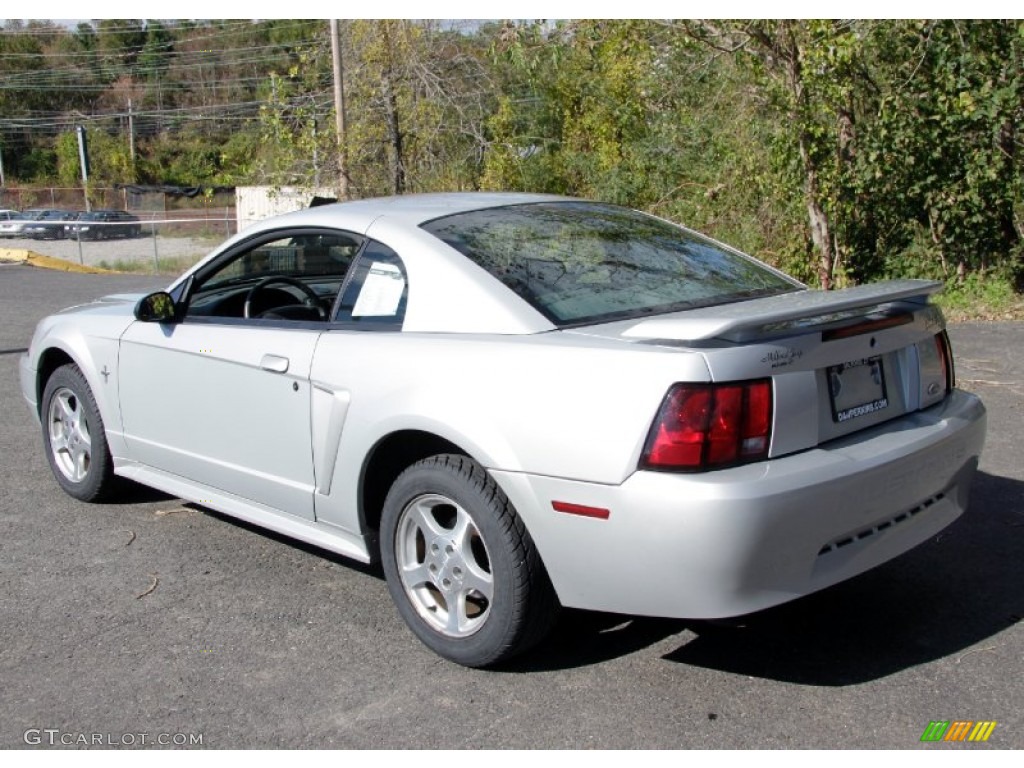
0 208 24 236
20 193 986 666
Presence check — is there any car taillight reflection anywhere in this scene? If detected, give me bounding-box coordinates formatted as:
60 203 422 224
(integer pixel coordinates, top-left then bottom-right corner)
936 331 954 393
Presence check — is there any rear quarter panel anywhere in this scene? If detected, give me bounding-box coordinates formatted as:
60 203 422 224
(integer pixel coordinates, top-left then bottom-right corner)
309 330 711 531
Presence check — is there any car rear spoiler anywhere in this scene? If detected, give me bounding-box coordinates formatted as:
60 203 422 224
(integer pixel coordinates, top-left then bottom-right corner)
622 279 944 343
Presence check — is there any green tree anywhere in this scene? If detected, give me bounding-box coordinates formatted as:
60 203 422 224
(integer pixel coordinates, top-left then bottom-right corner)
55 127 133 187
482 20 807 275
138 20 174 81
95 19 146 74
858 20 1023 283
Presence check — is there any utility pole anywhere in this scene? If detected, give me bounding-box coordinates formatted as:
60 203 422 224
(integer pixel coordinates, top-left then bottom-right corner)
128 98 136 166
330 19 350 200
76 125 91 212
311 109 320 188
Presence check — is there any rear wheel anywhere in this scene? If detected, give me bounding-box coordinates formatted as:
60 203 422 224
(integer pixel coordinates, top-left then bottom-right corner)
380 454 558 667
41 364 117 502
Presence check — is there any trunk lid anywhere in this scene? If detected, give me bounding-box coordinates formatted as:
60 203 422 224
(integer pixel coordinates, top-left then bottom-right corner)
567 279 951 457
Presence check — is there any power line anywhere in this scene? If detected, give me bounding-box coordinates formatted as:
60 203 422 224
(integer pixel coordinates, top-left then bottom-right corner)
0 19 495 146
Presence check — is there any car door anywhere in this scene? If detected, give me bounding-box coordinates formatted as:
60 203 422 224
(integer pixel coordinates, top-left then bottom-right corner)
307 239 410 529
118 228 363 521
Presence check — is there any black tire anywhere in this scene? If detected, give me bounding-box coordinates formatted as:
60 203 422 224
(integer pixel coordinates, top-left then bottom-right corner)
380 454 559 667
41 364 118 502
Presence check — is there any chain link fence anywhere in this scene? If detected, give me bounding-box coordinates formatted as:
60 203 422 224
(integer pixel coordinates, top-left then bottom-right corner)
0 186 238 274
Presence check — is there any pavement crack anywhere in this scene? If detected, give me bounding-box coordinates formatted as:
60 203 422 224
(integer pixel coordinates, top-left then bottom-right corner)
136 573 159 599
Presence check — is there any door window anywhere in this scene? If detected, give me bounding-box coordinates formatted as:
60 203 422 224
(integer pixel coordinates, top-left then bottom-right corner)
186 230 364 322
333 240 408 329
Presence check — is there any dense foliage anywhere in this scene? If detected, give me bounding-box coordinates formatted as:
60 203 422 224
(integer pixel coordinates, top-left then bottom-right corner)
1 19 1021 290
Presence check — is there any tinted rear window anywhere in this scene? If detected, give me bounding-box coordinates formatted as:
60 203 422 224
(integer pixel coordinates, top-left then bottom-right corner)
421 202 799 326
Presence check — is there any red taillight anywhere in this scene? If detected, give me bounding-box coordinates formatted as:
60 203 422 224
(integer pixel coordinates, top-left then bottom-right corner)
641 380 772 471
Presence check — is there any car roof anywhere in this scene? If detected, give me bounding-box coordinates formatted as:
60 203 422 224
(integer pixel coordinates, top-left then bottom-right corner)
328 191 569 223
247 192 572 233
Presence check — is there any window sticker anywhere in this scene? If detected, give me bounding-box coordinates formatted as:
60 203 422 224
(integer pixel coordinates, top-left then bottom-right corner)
352 262 405 317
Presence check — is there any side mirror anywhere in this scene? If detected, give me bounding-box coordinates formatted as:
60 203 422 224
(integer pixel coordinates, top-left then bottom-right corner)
135 291 179 323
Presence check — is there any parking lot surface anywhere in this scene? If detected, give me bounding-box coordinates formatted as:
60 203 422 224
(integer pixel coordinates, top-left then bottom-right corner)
1 265 1021 749
1 233 218 269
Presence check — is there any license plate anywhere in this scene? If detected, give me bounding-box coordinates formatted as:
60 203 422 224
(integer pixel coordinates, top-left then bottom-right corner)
827 356 889 423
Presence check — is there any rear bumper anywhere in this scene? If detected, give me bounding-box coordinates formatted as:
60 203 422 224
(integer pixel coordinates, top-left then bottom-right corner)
492 389 986 619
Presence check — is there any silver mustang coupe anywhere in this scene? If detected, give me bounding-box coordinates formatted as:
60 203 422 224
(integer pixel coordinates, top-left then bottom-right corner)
20 193 986 667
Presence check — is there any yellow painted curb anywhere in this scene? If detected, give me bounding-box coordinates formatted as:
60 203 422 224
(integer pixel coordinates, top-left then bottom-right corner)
0 248 29 263
0 248 114 274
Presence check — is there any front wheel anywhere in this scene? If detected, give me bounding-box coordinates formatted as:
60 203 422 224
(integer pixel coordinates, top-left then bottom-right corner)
41 364 118 502
380 454 558 667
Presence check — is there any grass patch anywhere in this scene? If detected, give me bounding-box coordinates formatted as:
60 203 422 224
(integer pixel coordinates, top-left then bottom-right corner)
934 273 1024 322
97 254 205 275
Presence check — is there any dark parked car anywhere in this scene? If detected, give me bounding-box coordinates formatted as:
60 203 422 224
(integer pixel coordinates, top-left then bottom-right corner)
66 210 143 240
22 210 79 240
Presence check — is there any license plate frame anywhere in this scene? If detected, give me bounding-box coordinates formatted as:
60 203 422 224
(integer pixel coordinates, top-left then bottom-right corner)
828 355 889 423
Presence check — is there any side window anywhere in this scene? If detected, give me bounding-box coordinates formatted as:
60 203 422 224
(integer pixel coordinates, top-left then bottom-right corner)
333 240 408 328
186 230 364 322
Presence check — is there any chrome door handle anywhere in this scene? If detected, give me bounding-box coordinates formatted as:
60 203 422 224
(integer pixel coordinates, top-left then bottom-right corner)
260 354 290 373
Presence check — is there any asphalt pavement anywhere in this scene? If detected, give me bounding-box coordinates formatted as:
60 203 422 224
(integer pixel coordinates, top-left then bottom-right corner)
1 264 1021 749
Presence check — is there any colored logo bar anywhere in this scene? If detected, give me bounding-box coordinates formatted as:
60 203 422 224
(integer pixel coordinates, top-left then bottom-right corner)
920 721 997 742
